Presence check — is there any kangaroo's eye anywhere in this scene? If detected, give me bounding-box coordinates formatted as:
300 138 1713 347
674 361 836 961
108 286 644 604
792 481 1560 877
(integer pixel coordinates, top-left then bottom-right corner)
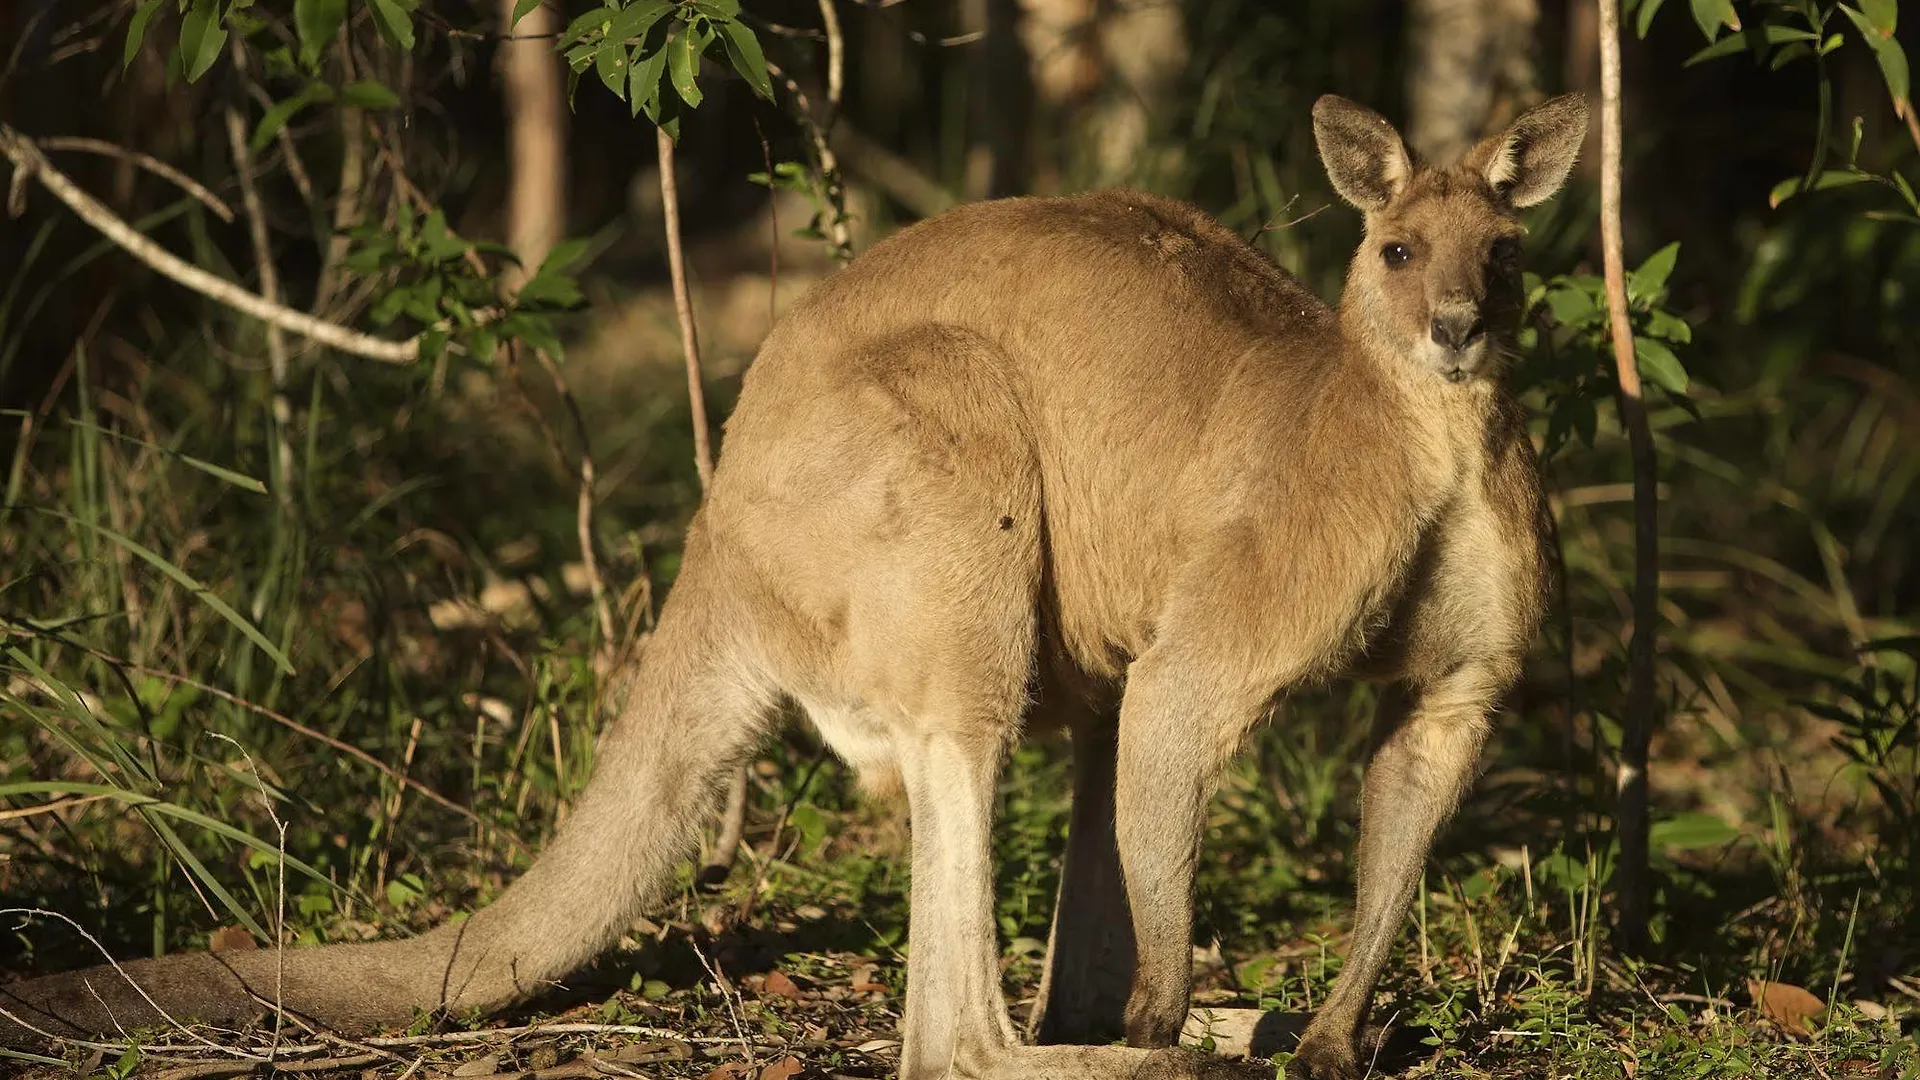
1490 237 1521 263
1381 243 1412 268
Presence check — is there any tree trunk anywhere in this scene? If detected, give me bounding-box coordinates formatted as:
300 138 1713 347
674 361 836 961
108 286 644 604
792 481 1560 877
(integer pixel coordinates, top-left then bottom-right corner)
499 0 567 290
1407 0 1541 164
1015 0 1188 190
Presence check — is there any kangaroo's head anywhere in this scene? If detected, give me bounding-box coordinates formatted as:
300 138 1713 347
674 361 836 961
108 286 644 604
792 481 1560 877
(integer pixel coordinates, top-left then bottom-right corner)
1313 93 1588 383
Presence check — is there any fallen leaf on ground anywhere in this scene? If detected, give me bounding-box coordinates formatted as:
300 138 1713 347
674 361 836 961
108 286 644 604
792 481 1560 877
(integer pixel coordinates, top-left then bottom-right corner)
1747 978 1826 1035
759 1055 805 1080
763 969 804 999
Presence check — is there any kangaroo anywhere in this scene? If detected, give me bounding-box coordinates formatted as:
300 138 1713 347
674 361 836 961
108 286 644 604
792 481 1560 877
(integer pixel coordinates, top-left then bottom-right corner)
1 93 1585 1080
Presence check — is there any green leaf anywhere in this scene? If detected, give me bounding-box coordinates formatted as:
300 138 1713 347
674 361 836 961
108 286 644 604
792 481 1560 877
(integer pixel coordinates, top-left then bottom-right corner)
501 312 562 357
629 44 671 118
1543 284 1597 326
1650 812 1739 850
1767 168 1873 207
468 326 498 365
1683 29 1751 67
367 0 417 50
293 0 346 66
538 237 592 276
1634 336 1689 395
1840 4 1910 106
1893 170 1919 214
1635 0 1667 38
717 17 772 99
562 4 618 47
1769 42 1814 70
605 0 672 45
511 0 543 29
178 0 228 84
595 40 628 100
668 24 703 108
124 0 168 69
1688 0 1739 41
1645 308 1692 344
1628 241 1680 302
1859 0 1897 35
249 83 333 154
340 79 401 109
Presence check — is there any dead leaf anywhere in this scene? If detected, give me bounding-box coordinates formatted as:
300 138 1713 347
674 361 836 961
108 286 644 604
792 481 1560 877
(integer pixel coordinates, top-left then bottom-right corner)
207 926 257 952
451 1055 501 1076
848 964 886 994
763 969 804 1000
1748 978 1826 1035
703 1062 754 1080
758 1055 804 1080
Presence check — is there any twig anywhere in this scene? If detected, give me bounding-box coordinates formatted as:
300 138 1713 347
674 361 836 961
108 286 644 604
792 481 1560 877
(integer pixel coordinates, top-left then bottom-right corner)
0 792 110 821
155 1052 384 1080
817 0 844 122
223 99 295 509
764 61 853 258
204 734 291 1058
0 123 422 364
1598 0 1660 954
689 940 755 1067
755 117 779 330
656 121 751 885
35 136 233 222
372 715 425 897
656 126 715 493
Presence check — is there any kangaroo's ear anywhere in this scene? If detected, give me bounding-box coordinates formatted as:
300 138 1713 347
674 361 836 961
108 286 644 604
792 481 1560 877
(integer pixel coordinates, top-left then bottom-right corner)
1469 93 1589 208
1313 95 1413 213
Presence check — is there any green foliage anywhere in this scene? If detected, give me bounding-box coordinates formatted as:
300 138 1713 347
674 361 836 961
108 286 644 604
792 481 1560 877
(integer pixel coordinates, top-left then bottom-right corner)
557 0 772 135
1516 244 1697 460
1640 0 1918 222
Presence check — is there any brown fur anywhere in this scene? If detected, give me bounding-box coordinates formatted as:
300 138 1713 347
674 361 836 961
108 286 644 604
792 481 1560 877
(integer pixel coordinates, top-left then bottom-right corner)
1 93 1585 1080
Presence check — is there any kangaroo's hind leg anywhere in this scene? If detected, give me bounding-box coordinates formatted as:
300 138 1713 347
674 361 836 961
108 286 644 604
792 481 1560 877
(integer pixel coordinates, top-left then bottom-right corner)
1029 700 1136 1047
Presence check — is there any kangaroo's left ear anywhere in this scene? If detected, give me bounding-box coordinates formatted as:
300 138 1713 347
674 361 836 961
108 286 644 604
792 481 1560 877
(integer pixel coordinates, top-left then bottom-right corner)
1313 94 1414 213
1466 93 1590 208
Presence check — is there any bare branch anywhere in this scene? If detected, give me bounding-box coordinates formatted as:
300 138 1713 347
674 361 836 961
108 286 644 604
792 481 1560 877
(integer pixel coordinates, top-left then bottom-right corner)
0 123 421 364
657 127 716 493
36 136 234 222
818 0 844 119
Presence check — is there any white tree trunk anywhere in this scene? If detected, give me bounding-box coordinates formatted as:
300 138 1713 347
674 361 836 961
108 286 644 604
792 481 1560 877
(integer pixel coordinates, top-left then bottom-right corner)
1408 0 1541 164
499 0 568 289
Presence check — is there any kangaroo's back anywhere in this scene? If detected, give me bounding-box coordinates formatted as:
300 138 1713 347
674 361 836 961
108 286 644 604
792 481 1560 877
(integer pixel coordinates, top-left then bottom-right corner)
721 189 1371 676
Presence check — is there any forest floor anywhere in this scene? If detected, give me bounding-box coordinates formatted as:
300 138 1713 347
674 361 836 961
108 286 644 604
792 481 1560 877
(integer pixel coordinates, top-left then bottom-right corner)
6 729 1919 1080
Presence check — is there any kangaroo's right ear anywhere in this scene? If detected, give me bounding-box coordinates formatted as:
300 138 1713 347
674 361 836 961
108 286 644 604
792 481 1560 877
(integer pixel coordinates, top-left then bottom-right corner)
1312 95 1413 213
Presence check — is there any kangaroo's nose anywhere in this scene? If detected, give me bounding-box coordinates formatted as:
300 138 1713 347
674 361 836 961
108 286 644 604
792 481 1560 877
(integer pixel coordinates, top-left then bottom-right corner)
1430 311 1485 352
